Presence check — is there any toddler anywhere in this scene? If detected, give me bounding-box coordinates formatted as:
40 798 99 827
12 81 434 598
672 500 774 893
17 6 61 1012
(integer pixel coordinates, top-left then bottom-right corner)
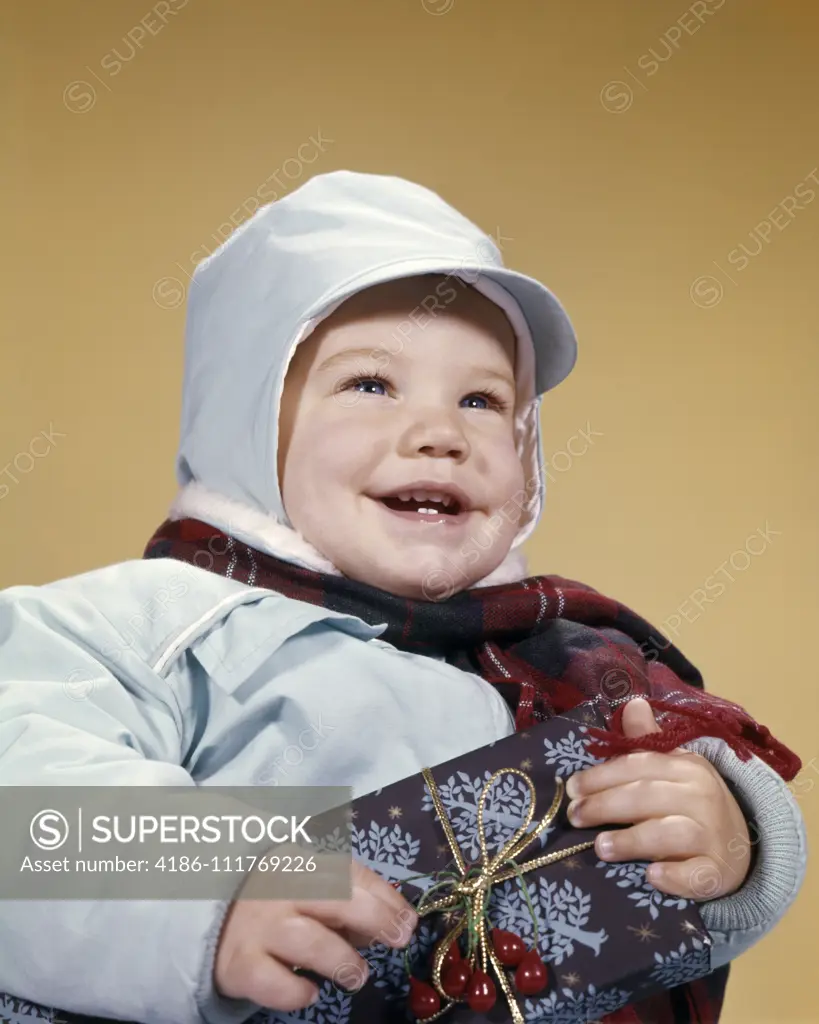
0 170 806 1024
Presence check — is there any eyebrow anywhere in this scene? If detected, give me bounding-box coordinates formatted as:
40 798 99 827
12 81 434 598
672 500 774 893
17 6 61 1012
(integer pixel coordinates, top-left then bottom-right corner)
317 347 516 390
316 348 383 374
477 367 516 390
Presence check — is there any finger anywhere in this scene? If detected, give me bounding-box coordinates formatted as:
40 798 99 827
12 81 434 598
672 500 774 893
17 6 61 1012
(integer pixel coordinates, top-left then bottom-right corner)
340 919 417 951
646 856 730 901
621 697 663 739
620 697 696 757
595 816 707 864
567 779 700 828
566 750 699 800
267 913 371 990
339 876 415 946
350 859 418 923
340 927 379 950
295 882 415 949
228 951 321 1012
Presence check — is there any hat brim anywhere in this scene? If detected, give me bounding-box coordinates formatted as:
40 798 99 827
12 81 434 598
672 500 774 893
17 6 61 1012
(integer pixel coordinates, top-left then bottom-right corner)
298 255 578 396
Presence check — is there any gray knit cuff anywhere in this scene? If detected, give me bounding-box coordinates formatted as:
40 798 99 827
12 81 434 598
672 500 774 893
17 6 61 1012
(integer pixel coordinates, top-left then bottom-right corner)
196 897 261 1024
684 736 807 935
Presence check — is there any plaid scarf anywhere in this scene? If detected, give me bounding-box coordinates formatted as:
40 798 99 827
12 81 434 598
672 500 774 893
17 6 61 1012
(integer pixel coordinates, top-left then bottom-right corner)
145 516 801 1024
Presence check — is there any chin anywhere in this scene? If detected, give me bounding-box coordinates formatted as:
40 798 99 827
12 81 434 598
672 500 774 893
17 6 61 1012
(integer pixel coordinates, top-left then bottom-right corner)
342 561 419 598
367 555 484 601
379 574 448 601
333 530 492 598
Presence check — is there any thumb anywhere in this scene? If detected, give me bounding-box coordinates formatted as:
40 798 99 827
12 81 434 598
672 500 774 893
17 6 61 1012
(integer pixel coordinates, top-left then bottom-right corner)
621 697 662 739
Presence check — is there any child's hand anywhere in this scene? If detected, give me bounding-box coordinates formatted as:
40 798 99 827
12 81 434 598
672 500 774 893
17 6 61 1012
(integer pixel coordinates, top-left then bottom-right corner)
214 858 418 1011
565 698 751 901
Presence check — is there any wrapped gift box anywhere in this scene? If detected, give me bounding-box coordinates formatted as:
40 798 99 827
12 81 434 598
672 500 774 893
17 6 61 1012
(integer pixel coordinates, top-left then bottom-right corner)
0 704 713 1024
279 702 713 1024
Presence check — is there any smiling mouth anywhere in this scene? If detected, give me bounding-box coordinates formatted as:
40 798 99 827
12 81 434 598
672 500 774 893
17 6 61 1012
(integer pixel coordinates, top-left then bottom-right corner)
370 492 472 526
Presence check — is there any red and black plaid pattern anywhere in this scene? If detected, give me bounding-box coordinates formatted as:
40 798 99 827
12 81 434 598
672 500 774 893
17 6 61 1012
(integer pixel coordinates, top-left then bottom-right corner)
144 516 801 1023
145 518 799 779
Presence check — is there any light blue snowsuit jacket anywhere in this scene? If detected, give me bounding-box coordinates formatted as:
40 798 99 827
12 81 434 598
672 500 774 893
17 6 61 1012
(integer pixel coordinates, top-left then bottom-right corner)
0 171 807 1024
0 560 807 1024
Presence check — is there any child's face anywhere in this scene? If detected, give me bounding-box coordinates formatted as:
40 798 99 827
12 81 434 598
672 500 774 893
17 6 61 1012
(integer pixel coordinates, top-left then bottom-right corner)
277 276 526 598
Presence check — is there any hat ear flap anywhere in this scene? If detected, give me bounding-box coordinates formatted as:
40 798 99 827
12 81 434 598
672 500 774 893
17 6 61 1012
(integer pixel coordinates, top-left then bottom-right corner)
511 394 545 549
464 275 546 548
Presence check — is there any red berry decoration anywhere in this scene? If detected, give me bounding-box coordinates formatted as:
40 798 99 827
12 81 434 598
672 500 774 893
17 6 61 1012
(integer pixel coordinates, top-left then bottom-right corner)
409 977 441 1019
441 960 472 998
441 940 462 971
466 970 497 1012
514 950 549 996
491 927 527 967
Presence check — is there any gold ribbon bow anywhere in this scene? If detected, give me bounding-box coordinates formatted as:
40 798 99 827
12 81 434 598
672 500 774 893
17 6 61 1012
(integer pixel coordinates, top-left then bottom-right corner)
414 767 596 1023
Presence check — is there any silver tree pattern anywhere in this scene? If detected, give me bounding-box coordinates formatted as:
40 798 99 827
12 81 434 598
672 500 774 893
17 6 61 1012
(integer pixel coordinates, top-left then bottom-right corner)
595 860 689 920
0 996 63 1024
490 875 608 965
523 982 633 1023
649 938 711 989
541 728 604 778
310 825 350 854
351 821 423 886
421 769 549 862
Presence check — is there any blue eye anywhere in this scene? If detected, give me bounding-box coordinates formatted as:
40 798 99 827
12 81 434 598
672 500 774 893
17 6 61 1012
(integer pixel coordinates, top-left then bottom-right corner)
338 374 508 413
461 391 507 412
350 376 388 395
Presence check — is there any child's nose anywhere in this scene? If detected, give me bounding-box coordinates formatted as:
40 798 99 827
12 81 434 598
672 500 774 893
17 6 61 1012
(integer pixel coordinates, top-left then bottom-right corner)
399 409 472 461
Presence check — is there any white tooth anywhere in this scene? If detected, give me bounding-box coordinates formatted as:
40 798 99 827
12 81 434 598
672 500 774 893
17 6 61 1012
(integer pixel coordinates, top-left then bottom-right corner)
419 507 435 515
441 494 453 507
398 492 412 502
413 491 448 505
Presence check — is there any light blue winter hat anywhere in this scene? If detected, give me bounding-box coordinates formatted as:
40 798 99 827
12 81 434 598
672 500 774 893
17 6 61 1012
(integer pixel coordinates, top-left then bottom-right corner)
175 170 578 548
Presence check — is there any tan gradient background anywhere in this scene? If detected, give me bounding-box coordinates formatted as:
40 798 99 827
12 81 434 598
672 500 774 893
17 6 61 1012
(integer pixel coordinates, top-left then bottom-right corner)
2 1 817 1020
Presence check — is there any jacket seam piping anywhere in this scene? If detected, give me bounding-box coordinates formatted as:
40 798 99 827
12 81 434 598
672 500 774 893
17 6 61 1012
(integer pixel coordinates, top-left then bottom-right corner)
151 588 273 675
